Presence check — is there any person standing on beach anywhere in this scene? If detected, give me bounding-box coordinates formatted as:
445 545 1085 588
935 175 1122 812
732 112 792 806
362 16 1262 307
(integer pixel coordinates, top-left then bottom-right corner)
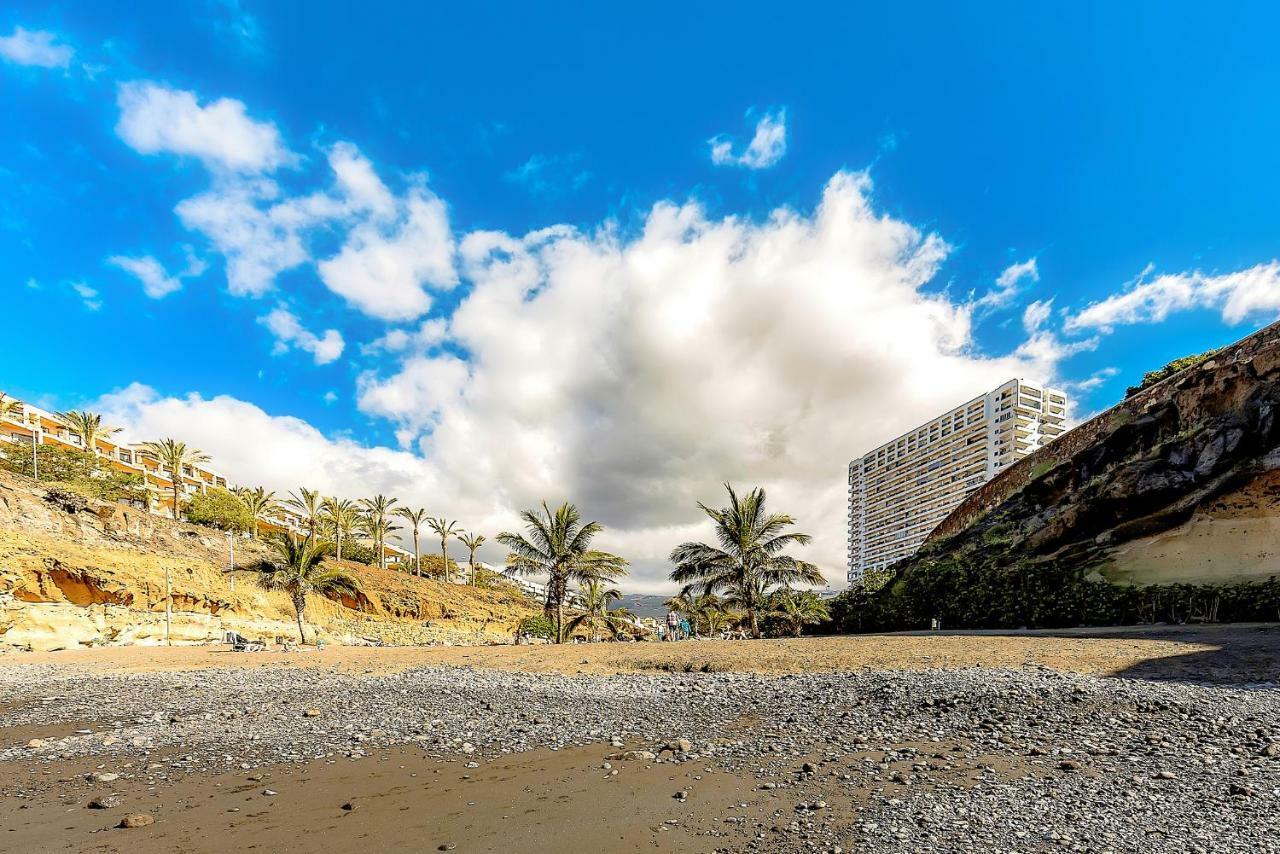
666 610 680 641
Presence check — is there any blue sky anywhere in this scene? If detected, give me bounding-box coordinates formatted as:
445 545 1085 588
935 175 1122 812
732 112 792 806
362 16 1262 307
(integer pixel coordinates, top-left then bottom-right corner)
3 3 1279 589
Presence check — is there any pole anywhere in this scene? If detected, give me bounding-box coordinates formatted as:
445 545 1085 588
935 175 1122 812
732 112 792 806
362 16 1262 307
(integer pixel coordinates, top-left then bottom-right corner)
228 531 235 594
164 565 172 646
31 425 38 482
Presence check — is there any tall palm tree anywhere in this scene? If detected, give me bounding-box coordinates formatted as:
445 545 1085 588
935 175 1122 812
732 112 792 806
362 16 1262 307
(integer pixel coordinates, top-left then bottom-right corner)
287 487 324 539
769 589 831 638
234 486 280 540
566 577 633 641
360 495 398 569
321 497 359 561
429 517 461 583
140 439 210 521
497 502 628 643
395 507 430 576
233 535 360 644
669 483 823 639
458 531 486 584
57 410 121 456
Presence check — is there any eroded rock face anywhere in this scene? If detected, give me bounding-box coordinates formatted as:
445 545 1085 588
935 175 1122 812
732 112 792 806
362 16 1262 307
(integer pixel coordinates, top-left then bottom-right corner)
0 471 538 650
876 321 1280 627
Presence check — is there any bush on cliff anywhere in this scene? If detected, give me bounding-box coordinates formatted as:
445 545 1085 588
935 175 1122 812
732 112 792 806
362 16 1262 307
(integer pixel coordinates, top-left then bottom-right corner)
1 443 146 505
183 488 254 533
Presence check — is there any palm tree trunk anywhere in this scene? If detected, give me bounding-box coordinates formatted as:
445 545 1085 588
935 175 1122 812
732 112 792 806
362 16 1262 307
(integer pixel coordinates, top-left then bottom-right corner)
335 529 342 561
441 540 449 583
293 590 307 644
172 483 180 522
554 576 566 643
413 531 420 576
749 607 760 639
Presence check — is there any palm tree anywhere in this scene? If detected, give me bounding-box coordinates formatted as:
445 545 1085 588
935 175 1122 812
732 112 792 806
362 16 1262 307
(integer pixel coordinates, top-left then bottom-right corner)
395 507 430 575
233 535 360 644
287 487 324 539
669 483 823 639
497 501 628 643
321 497 359 561
665 591 723 637
458 531 486 584
57 410 121 456
704 606 740 636
360 495 398 569
140 438 210 521
566 577 634 641
0 393 24 419
429 517 461 583
234 486 280 540
769 589 831 637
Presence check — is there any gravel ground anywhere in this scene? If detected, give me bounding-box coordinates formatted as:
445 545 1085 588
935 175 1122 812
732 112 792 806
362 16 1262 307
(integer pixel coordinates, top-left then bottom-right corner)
0 655 1277 852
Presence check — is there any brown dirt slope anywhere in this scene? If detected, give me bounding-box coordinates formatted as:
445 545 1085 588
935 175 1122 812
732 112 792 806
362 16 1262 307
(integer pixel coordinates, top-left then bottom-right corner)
0 469 537 650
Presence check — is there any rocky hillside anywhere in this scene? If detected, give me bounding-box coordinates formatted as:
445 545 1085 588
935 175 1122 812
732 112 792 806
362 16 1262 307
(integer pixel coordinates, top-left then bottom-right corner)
0 469 538 650
851 320 1280 629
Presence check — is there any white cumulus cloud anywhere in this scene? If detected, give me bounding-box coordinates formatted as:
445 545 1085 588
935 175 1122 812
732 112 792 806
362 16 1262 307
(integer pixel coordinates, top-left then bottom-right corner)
257 306 345 365
115 81 293 173
350 171 1070 588
1065 261 1280 333
317 182 457 321
709 109 787 169
0 26 73 68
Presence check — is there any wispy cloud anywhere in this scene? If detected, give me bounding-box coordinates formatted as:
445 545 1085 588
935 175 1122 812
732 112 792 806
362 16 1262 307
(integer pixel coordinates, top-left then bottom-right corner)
1065 261 1280 333
258 306 344 365
504 153 590 196
0 26 73 69
67 280 101 311
106 250 206 298
207 0 264 55
708 108 787 169
974 257 1039 312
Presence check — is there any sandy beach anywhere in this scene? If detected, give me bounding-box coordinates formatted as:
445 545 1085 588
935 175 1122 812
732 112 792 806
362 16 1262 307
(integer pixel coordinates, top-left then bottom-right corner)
1 628 1277 853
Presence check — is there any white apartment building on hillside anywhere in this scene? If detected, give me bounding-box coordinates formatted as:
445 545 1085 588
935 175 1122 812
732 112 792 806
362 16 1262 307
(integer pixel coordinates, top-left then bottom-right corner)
847 379 1067 585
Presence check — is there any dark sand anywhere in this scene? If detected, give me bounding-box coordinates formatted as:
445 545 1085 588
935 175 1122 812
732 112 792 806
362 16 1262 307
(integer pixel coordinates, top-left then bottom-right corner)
0 736 1040 853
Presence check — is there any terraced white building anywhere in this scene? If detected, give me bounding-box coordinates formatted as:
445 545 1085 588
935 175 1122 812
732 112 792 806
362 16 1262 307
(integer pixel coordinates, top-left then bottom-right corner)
847 379 1067 585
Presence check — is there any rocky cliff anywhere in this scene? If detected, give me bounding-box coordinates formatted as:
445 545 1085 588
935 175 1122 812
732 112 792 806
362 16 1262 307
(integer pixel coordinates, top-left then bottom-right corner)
856 320 1280 629
0 470 537 650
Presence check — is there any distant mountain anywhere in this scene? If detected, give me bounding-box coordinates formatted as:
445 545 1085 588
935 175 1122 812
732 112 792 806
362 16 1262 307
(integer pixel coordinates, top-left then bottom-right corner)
612 593 670 619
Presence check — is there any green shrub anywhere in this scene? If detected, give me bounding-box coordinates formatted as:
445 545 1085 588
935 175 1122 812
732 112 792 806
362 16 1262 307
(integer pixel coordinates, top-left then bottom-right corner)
0 442 97 482
1125 351 1214 398
342 541 377 566
183 488 253 532
1 443 146 505
518 613 555 639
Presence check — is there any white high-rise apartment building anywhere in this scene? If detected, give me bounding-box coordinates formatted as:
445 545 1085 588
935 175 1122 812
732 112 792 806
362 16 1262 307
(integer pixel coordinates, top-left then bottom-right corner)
847 379 1067 585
